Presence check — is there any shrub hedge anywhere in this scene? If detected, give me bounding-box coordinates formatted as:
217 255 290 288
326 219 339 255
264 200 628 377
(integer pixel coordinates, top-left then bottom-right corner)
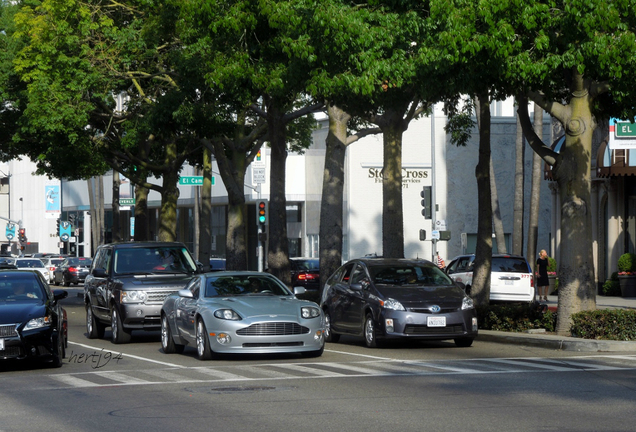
570 309 636 341
602 272 621 296
478 303 636 341
476 303 556 332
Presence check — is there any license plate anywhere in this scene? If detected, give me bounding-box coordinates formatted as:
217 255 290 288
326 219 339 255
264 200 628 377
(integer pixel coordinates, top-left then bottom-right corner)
505 280 514 285
427 316 446 327
0 338 4 350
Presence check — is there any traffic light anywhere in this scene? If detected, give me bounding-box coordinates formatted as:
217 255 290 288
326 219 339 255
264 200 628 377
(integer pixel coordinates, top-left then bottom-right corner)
19 228 27 243
257 201 267 225
56 219 60 235
420 186 432 219
68 213 75 227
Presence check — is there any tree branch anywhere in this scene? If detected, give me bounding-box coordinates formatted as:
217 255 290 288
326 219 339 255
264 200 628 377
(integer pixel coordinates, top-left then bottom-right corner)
516 94 561 169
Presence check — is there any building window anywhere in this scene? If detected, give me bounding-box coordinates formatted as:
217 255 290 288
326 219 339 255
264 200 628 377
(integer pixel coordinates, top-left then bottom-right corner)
286 204 301 223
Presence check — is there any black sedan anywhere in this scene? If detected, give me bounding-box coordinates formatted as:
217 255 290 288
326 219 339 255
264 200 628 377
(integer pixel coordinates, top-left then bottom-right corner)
0 270 68 366
321 258 478 348
53 257 92 286
290 257 320 302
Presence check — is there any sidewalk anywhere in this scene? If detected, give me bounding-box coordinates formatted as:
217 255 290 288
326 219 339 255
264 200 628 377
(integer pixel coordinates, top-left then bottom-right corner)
478 294 636 352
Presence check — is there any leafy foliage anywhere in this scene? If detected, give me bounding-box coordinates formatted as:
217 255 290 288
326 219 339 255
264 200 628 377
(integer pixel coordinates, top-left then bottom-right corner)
602 272 621 297
477 303 556 333
618 253 636 273
570 309 636 341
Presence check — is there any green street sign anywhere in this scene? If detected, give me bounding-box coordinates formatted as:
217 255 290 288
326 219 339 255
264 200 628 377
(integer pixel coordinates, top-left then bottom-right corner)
119 198 135 206
615 122 636 137
179 176 214 185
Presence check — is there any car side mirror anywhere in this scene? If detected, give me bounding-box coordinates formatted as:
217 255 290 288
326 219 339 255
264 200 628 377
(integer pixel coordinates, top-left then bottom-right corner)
92 268 107 278
53 290 68 301
178 289 194 298
350 283 363 291
293 286 307 296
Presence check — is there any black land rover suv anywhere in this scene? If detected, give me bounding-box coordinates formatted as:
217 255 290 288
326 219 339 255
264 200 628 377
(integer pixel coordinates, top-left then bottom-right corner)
84 242 199 344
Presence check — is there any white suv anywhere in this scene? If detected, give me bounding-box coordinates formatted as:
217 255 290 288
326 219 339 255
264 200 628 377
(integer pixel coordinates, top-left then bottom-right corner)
445 254 534 302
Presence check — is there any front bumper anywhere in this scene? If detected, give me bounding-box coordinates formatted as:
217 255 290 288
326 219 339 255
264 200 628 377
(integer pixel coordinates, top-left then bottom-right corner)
119 303 163 330
0 325 58 361
377 308 478 341
206 319 325 354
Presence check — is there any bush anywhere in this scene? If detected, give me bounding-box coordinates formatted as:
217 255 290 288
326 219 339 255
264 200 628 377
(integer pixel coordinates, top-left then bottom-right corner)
617 253 636 273
477 303 556 332
570 309 636 341
547 256 557 275
602 272 621 296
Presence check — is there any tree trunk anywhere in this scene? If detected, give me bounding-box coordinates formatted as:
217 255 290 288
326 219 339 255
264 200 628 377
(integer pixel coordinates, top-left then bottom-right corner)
490 156 506 253
112 171 121 242
526 104 542 278
381 110 405 259
552 79 596 334
223 146 248 271
512 108 525 255
471 91 493 307
267 104 291 285
319 105 350 293
133 184 149 241
198 147 212 271
158 169 179 242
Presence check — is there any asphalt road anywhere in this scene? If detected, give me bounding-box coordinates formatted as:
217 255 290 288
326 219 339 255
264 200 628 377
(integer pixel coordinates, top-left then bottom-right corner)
1 287 636 431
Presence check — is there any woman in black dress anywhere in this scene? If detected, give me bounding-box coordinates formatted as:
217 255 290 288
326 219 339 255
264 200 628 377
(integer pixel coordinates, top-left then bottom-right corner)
536 249 550 302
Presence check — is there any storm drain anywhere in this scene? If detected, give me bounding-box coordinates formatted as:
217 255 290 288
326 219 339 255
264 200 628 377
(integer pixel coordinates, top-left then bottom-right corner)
185 385 293 395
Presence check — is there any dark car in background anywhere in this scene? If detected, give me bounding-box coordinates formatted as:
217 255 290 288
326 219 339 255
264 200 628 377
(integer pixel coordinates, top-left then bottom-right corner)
84 242 199 344
53 257 93 286
321 258 478 348
0 270 68 366
209 258 226 271
290 257 320 302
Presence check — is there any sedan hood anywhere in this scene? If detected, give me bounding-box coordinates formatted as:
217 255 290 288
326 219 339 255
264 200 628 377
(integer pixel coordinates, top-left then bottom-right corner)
374 284 465 307
205 296 308 319
0 301 46 325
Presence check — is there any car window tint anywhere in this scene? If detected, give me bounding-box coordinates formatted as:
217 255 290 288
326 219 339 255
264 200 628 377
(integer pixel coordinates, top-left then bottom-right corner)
492 257 529 273
370 264 454 286
205 276 289 297
114 247 196 274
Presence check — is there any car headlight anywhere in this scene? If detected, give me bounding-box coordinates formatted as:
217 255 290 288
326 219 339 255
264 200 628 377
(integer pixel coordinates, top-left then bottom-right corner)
381 298 405 311
121 290 147 304
24 315 52 330
462 295 474 310
214 309 241 320
301 306 321 319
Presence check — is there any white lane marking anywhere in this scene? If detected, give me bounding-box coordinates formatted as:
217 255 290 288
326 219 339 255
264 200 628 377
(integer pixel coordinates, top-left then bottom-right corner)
272 363 346 377
93 371 150 384
51 374 101 388
191 367 249 381
538 358 631 371
483 358 573 371
68 341 186 368
324 348 394 360
406 361 483 374
320 362 388 375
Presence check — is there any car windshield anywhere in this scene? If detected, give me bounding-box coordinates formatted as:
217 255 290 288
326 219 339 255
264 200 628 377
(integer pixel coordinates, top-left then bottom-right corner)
492 257 530 273
0 275 45 301
369 264 454 286
292 259 319 270
66 257 92 267
15 259 44 269
205 275 291 297
113 247 197 275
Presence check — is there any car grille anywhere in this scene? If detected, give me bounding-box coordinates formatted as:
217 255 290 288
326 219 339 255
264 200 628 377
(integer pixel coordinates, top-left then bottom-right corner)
145 290 180 304
0 346 22 358
404 324 464 335
242 342 304 347
0 324 18 337
408 307 459 314
236 322 309 336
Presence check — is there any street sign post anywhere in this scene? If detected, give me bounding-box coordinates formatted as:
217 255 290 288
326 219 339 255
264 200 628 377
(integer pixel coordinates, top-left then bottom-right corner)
119 198 136 206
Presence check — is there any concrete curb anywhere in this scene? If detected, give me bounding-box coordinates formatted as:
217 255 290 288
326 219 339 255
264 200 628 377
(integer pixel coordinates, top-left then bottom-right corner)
478 329 636 352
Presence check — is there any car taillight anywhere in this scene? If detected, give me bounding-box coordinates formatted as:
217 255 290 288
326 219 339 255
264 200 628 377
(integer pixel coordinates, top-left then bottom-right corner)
68 267 78 273
530 277 534 287
298 273 318 281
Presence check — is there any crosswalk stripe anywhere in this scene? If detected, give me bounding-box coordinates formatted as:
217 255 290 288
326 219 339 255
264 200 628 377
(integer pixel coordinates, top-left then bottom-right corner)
272 363 346 377
93 371 151 384
52 374 101 388
191 367 249 381
483 358 572 371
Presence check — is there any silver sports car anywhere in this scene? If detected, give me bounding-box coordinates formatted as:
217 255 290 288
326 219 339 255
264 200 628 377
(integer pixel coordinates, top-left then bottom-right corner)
161 271 325 360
